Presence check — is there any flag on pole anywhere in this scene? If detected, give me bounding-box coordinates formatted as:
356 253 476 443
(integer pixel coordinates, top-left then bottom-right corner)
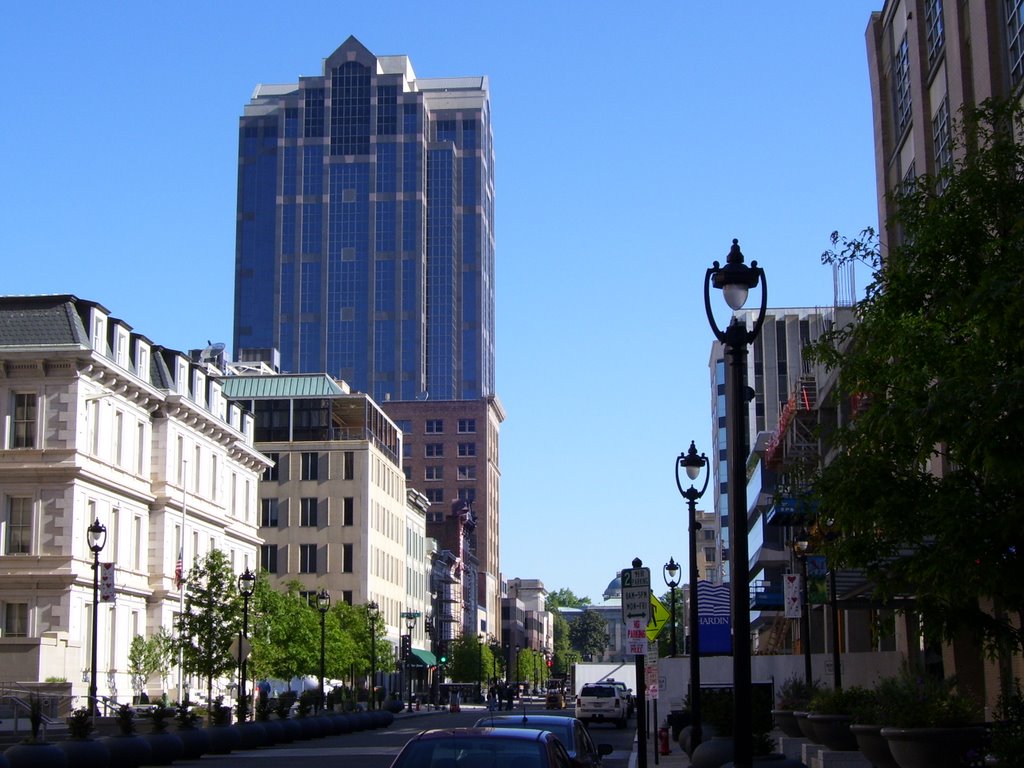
174 548 184 589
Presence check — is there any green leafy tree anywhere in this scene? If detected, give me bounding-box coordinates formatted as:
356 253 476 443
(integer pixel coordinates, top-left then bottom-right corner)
128 634 158 701
174 549 242 711
547 588 591 609
448 634 492 685
808 98 1024 660
150 627 175 693
569 609 609 661
550 611 573 676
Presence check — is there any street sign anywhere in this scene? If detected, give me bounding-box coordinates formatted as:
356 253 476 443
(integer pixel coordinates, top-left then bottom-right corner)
229 636 252 662
621 566 651 624
645 593 671 642
626 618 649 656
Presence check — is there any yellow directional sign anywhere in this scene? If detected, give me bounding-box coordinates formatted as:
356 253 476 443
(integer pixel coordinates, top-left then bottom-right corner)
646 594 671 642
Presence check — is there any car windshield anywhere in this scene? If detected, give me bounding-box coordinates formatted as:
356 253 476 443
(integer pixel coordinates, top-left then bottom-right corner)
582 686 614 698
395 738 546 768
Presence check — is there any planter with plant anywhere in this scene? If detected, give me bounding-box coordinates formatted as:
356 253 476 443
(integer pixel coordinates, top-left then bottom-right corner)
772 676 820 739
235 697 268 749
100 703 153 768
805 685 875 751
276 691 303 742
4 695 66 768
691 687 799 768
141 706 183 765
255 694 283 745
205 696 241 755
54 707 109 768
174 698 210 760
876 666 983 768
296 689 322 738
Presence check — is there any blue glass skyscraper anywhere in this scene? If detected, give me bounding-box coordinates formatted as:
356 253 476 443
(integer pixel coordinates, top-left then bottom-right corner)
233 36 495 404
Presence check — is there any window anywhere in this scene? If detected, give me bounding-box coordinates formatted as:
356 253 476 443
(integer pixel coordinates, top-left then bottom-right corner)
301 452 319 480
342 590 353 605
1009 0 1024 85
4 603 28 637
264 450 280 481
395 419 412 434
925 0 944 66
113 411 124 466
458 488 476 503
136 421 146 475
11 393 37 449
704 547 717 562
893 32 912 137
932 95 952 182
300 498 318 526
457 465 476 480
425 466 443 481
343 451 354 479
458 442 476 457
457 418 476 434
342 497 354 526
299 544 317 573
260 499 279 528
425 419 443 434
193 445 201 493
342 543 353 573
260 544 278 573
426 488 444 503
6 498 32 555
425 443 443 457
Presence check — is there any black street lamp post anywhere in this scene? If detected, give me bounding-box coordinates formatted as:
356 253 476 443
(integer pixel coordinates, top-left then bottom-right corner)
237 569 256 721
368 601 379 710
405 612 417 712
87 519 107 716
490 641 499 683
675 440 710 750
703 239 767 768
317 588 331 712
663 558 681 657
794 530 813 687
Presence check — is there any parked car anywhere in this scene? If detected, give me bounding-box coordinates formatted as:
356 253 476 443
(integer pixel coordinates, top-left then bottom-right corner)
389 727 575 768
603 680 635 718
574 683 628 729
474 714 613 768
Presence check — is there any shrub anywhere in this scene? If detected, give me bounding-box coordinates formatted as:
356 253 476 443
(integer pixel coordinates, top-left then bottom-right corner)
873 664 979 728
210 695 231 726
66 707 94 738
297 689 318 716
989 679 1024 768
776 676 821 711
149 706 173 732
808 685 877 721
275 690 297 719
115 703 136 735
175 699 200 729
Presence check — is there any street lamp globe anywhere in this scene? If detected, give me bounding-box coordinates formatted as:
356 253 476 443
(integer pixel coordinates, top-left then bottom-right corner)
317 588 331 613
238 568 256 597
88 519 107 554
663 557 680 588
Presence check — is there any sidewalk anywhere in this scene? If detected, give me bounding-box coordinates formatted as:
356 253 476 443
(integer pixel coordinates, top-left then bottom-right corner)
628 733 692 768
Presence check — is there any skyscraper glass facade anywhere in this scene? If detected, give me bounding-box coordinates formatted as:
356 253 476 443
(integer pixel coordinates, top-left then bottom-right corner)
234 37 496 404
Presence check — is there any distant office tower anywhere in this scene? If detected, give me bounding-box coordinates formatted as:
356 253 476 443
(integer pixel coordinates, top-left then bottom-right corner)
233 35 495 404
232 36 502 637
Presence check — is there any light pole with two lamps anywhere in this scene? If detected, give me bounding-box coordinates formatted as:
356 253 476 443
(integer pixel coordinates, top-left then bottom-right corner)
477 634 485 703
405 612 418 712
237 569 256 721
88 519 107 716
675 440 710 750
703 239 767 768
317 588 331 711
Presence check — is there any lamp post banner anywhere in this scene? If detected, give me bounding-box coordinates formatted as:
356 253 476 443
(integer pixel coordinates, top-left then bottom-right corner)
697 581 731 654
99 563 116 601
784 574 802 619
807 555 828 604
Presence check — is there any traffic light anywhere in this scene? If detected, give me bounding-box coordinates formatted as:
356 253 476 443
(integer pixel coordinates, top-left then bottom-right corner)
438 642 447 664
400 634 411 661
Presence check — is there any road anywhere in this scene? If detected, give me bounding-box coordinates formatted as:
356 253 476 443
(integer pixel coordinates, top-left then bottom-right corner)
189 702 638 768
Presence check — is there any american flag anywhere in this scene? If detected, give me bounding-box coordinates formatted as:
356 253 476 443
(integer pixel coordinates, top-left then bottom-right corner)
174 548 183 589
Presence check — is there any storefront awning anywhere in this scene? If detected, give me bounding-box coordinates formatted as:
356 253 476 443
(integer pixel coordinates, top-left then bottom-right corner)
408 648 436 667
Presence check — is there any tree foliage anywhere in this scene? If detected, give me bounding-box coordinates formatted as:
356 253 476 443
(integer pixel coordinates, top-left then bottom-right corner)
174 549 242 708
568 609 609 660
808 98 1024 656
547 588 591 609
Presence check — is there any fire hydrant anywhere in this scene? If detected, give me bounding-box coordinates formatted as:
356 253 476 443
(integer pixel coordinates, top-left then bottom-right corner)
658 726 671 755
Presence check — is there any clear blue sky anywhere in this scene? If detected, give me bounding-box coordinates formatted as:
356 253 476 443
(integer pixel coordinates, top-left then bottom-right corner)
2 2 882 602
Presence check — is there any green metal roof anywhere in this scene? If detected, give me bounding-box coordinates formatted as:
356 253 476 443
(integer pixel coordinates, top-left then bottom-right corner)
219 374 346 399
408 648 437 667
